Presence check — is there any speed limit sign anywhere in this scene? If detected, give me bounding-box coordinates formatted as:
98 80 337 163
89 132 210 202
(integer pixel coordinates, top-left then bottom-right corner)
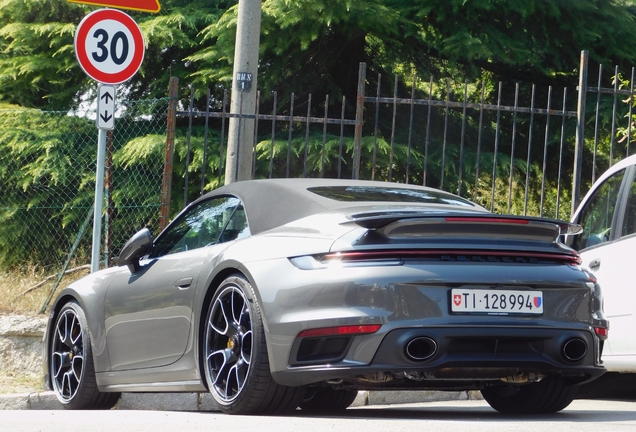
75 9 145 85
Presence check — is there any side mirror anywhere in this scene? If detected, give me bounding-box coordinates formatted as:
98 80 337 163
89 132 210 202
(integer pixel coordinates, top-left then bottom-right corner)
117 228 153 273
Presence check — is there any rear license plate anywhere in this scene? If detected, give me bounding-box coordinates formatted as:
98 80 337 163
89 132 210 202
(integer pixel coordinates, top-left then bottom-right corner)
451 289 543 315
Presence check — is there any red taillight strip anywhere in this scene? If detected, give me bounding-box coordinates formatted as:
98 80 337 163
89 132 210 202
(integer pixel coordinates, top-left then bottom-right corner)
297 324 382 338
445 217 529 224
324 250 582 265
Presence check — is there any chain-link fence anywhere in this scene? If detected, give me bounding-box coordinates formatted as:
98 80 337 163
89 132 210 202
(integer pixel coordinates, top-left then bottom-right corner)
3 51 635 280
0 98 168 274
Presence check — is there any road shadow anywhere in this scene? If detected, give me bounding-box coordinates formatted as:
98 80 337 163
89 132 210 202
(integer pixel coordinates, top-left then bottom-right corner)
293 400 636 423
578 372 636 400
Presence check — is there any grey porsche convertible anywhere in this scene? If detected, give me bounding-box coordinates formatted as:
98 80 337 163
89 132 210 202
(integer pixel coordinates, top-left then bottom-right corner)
43 179 608 415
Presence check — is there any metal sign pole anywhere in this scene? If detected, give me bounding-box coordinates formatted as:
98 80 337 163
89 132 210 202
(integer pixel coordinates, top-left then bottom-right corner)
91 128 107 272
74 8 142 272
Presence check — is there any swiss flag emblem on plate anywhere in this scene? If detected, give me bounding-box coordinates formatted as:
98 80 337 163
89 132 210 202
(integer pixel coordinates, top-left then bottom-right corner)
453 294 462 307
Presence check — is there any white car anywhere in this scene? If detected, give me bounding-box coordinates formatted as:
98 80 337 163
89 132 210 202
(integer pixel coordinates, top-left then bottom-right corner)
568 154 636 372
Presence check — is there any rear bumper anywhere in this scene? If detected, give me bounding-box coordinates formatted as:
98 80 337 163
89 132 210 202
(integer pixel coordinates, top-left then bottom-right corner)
272 325 605 388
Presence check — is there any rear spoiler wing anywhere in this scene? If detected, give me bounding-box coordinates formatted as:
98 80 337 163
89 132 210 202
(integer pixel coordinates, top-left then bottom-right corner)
343 211 582 237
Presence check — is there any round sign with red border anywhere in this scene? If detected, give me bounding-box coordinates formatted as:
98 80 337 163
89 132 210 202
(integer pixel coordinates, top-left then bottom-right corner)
75 9 145 85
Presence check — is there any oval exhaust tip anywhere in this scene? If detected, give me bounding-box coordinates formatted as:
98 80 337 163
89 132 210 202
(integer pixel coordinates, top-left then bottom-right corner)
405 337 438 362
562 338 587 362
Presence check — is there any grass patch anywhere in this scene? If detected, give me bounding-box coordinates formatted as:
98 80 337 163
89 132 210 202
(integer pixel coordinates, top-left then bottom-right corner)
0 373 43 394
0 264 90 314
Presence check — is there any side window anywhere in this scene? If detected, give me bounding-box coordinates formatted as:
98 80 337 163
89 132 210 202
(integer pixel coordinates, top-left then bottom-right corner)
573 169 625 251
152 197 250 257
621 174 636 237
218 205 250 243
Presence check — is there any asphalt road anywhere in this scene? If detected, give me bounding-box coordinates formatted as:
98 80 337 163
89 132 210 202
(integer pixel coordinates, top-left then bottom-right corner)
2 399 635 432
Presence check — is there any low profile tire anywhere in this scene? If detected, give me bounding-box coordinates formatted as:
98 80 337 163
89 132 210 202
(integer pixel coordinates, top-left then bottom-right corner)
50 301 120 409
481 376 581 414
299 387 358 412
203 275 306 415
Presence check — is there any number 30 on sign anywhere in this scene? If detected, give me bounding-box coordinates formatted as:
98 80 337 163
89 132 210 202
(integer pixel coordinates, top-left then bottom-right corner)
75 9 145 85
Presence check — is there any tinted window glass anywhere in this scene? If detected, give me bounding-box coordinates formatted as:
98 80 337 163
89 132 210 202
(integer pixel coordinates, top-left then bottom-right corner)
574 169 625 250
218 205 250 243
621 174 636 237
152 197 250 257
308 186 475 207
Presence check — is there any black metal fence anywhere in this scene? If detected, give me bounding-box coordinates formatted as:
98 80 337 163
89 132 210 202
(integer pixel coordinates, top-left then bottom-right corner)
175 51 634 220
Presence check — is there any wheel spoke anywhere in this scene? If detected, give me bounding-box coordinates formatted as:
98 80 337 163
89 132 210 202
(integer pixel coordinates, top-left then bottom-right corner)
210 348 243 400
51 352 66 379
70 315 82 345
61 372 69 397
207 349 233 386
235 359 248 389
57 314 73 349
231 290 245 326
56 318 65 344
71 355 84 382
226 364 240 398
207 347 232 365
62 370 77 399
210 297 229 335
52 350 73 379
241 330 252 364
225 296 241 337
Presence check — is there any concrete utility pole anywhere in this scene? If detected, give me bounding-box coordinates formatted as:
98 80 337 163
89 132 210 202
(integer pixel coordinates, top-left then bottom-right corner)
225 0 262 184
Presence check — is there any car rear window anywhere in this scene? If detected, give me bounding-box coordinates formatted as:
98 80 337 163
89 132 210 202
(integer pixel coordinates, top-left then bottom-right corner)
307 186 475 207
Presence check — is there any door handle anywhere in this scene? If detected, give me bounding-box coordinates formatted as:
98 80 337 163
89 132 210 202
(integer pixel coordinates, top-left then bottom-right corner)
174 277 193 290
588 258 601 271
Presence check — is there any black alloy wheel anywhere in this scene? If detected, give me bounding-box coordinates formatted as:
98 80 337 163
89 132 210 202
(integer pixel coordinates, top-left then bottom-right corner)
50 301 120 409
203 275 306 414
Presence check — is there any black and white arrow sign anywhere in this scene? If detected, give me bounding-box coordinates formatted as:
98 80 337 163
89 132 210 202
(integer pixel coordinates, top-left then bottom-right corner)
97 84 116 130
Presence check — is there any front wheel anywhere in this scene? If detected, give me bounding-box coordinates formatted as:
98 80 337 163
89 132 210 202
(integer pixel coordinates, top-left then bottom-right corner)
481 376 580 414
50 301 120 409
203 275 306 414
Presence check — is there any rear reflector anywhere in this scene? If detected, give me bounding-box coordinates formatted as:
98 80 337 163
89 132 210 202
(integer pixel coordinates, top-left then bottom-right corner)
594 327 609 337
298 324 382 338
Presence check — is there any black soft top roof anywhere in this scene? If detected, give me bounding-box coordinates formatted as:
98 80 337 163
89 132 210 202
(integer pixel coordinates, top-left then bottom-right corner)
197 178 479 235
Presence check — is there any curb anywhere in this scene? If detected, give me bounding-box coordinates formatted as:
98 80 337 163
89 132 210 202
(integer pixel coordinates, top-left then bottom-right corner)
0 390 483 411
0 391 64 410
